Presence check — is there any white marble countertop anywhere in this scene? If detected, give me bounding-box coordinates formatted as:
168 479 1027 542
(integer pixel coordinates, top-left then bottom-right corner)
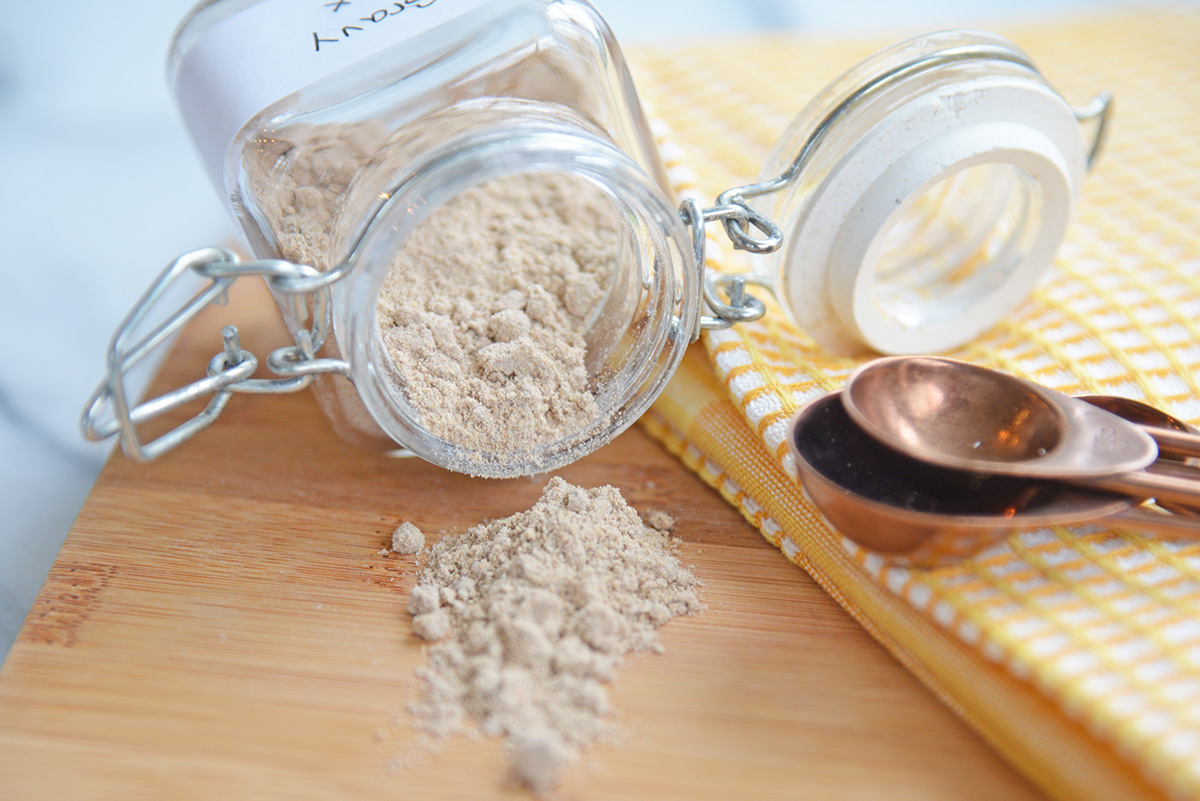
0 0 1147 664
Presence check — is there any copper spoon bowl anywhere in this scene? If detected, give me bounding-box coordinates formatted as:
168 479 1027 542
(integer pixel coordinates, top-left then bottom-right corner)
842 356 1200 512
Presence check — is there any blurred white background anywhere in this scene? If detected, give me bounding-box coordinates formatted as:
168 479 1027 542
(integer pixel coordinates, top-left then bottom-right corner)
0 0 1171 662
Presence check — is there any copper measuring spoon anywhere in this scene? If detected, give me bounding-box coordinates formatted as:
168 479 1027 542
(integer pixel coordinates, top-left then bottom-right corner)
789 392 1200 566
842 356 1200 511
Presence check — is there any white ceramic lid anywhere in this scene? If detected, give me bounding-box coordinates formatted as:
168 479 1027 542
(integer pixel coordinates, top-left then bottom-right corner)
759 32 1089 355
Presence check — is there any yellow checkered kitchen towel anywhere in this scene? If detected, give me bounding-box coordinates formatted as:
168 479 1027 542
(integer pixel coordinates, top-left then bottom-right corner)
630 10 1200 801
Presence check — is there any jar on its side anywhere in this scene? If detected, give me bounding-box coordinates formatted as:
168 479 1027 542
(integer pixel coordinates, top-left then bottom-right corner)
167 0 696 477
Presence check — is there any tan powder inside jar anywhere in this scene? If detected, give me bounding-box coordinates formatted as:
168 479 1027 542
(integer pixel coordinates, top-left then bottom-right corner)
248 124 620 460
377 173 618 456
405 477 701 795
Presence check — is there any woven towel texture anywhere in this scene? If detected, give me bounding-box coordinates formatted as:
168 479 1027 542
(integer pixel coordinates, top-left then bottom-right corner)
632 11 1200 801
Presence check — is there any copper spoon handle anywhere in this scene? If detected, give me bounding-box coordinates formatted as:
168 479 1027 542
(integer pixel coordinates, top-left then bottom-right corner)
1085 464 1200 512
1144 426 1200 461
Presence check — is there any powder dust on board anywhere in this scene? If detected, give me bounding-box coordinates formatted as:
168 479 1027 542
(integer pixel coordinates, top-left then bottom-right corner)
404 477 701 795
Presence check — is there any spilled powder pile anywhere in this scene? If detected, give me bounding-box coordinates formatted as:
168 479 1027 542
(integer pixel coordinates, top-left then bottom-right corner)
377 173 618 456
405 477 701 795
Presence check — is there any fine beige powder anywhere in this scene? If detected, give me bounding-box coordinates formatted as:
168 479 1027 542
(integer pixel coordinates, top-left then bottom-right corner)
377 173 618 456
405 477 701 794
250 122 392 272
247 124 619 458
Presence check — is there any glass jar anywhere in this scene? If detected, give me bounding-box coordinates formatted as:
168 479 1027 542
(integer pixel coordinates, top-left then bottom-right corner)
82 5 1111 477
166 0 696 477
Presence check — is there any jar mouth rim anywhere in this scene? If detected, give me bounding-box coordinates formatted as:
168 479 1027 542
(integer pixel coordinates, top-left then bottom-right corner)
338 120 696 477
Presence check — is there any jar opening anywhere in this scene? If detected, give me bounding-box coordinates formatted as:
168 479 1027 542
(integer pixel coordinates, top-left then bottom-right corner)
872 162 1043 329
343 129 694 477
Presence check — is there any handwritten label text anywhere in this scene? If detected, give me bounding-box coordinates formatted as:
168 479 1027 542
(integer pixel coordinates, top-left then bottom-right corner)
313 0 439 52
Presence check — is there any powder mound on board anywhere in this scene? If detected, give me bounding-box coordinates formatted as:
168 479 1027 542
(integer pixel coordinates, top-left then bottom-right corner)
377 172 618 458
406 477 701 795
391 521 425 555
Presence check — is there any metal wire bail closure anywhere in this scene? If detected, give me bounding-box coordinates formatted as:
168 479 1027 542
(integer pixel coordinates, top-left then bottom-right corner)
81 248 348 461
707 30 1110 356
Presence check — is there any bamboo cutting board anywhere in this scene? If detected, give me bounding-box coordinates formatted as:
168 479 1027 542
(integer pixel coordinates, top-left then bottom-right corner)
0 280 1045 800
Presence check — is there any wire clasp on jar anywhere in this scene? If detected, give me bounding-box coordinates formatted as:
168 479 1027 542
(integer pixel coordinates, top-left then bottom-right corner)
81 247 350 461
678 196 776 335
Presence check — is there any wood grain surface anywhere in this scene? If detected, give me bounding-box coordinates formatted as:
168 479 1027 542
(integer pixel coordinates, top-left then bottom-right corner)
0 280 1046 800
